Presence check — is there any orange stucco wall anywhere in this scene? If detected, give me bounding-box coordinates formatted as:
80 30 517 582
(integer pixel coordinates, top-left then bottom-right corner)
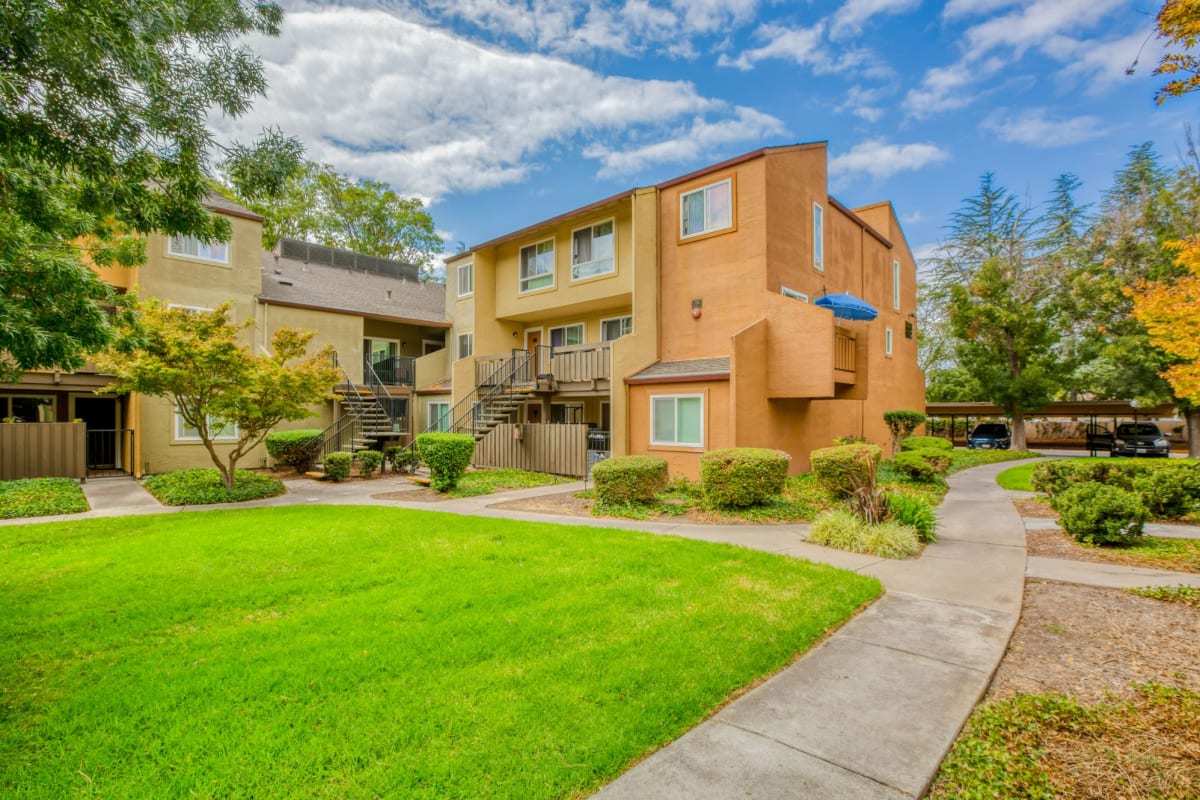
626 379 731 477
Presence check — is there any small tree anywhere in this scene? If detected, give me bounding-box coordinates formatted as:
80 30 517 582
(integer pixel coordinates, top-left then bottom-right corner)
883 410 926 455
98 301 338 487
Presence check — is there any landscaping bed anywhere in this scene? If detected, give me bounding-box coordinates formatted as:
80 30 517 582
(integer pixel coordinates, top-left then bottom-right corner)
0 478 89 519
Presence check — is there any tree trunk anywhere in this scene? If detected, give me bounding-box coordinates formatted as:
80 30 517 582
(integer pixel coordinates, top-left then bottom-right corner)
1011 409 1027 451
1186 407 1200 459
224 453 240 488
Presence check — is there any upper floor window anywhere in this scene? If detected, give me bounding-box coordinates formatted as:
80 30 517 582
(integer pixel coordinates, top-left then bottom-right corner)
680 179 732 238
813 203 824 272
457 262 474 297
600 316 633 341
571 220 615 280
885 327 894 357
168 234 229 265
549 323 584 348
457 332 474 360
892 259 901 310
520 239 555 293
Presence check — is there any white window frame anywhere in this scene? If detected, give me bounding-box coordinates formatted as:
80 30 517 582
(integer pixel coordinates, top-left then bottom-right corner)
167 234 230 265
457 331 474 360
166 303 215 314
680 179 733 239
600 315 633 342
519 239 556 294
813 202 824 272
650 394 704 448
428 401 451 432
457 262 474 298
892 260 901 310
885 327 894 357
175 409 238 442
570 219 616 281
548 323 585 349
781 286 809 303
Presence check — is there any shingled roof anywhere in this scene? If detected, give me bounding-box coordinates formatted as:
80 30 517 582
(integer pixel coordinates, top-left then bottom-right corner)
626 357 731 383
258 242 448 326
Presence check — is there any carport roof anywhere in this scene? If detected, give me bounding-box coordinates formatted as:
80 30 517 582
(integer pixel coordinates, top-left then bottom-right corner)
925 400 1179 418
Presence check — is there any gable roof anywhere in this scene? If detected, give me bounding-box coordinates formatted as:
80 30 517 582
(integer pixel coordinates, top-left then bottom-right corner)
203 192 263 222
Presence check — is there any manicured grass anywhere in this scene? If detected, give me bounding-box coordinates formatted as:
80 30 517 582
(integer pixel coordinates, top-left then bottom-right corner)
0 506 880 799
996 462 1037 491
930 685 1200 800
142 468 286 505
447 468 574 498
0 478 88 519
947 449 1040 474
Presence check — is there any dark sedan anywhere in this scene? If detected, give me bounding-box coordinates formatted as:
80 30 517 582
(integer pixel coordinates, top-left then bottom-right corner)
1110 423 1171 458
967 422 1011 450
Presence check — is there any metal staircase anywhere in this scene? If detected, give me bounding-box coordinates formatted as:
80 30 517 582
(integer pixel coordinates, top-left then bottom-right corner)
305 356 406 471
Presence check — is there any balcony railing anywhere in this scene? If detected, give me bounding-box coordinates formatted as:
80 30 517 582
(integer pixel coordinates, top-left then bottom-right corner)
368 356 416 386
834 328 856 373
475 343 612 387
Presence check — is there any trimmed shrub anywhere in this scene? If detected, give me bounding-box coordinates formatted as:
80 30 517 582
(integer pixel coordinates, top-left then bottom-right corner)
808 508 921 559
900 436 953 452
323 452 352 482
700 448 791 507
356 450 383 478
884 410 926 454
592 456 669 504
892 449 952 482
887 492 938 542
1133 467 1200 518
1052 482 1149 545
810 443 882 498
142 469 286 505
416 433 476 491
1031 460 1200 518
386 445 421 475
265 429 322 473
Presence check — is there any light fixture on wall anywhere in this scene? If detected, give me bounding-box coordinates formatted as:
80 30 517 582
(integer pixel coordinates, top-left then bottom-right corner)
512 330 519 338
692 299 702 319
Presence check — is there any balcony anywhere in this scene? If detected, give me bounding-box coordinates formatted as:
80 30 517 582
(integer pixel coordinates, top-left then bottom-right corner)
475 343 612 392
368 356 416 387
834 327 856 384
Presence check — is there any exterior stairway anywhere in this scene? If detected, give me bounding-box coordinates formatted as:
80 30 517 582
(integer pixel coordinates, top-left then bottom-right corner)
333 387 394 453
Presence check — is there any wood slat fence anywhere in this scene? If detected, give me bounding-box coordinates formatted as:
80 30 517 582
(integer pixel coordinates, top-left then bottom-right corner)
0 422 87 481
473 423 589 477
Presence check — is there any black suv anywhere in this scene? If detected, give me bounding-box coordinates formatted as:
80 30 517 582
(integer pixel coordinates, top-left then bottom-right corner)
1110 422 1171 458
967 422 1012 450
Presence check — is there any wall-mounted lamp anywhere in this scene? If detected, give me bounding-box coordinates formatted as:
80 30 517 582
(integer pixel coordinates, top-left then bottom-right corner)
512 330 519 338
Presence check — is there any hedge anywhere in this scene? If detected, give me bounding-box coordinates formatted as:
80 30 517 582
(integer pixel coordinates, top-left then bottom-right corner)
1031 459 1200 519
810 443 882 497
900 436 953 452
1051 482 1148 545
592 456 669 504
356 450 383 478
265 429 322 473
323 452 352 482
700 448 790 507
892 449 952 482
416 433 476 491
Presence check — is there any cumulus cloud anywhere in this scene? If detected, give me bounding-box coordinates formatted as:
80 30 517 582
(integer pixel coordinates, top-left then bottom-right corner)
903 56 1005 119
940 0 1021 21
212 8 782 199
982 108 1104 147
828 139 950 181
835 84 892 122
829 0 920 40
963 0 1124 57
717 22 826 70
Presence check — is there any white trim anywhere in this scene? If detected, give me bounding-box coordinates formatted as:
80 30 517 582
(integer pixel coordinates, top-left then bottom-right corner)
166 303 215 314
892 260 901 310
680 178 733 239
518 238 556 294
599 315 634 341
548 322 586 348
650 393 704 448
569 217 616 281
167 234 230 265
885 327 894 357
781 286 809 303
813 202 824 272
524 326 544 351
174 409 238 442
428 400 450 432
456 331 474 360
456 261 474 298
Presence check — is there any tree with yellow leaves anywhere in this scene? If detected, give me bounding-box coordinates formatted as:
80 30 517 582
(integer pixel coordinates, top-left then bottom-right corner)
1155 0 1200 103
1128 239 1200 455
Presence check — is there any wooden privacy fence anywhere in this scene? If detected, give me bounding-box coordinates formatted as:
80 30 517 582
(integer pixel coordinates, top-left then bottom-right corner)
473 423 589 477
0 422 86 481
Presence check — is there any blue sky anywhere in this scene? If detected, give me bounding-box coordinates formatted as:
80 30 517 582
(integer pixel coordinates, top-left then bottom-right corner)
213 0 1193 263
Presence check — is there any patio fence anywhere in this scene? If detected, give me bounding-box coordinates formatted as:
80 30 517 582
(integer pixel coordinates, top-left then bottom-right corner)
473 423 589 477
0 422 86 481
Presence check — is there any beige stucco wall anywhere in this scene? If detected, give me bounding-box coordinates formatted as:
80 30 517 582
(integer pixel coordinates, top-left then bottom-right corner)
627 379 731 479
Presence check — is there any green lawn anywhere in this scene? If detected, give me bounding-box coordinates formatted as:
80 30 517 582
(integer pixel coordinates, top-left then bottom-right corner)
447 467 574 498
0 506 880 799
995 462 1037 491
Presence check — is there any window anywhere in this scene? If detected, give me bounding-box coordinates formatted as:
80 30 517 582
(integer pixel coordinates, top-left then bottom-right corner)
885 327 894 357
550 403 583 424
813 202 824 271
600 316 633 341
549 323 584 348
781 286 809 303
429 401 450 432
457 332 473 359
457 262 474 297
5 395 55 422
680 179 732 238
168 234 229 264
166 303 214 314
651 395 703 447
892 260 901 310
520 239 555 293
571 220 615 280
175 410 237 441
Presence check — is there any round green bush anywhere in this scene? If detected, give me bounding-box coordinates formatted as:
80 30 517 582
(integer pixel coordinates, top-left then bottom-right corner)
892 449 951 483
592 455 669 504
1132 465 1200 518
356 450 383 478
1052 482 1149 545
699 448 791 507
899 436 953 452
386 445 421 475
416 433 476 491
810 443 882 497
265 429 322 473
323 452 353 482
142 469 286 505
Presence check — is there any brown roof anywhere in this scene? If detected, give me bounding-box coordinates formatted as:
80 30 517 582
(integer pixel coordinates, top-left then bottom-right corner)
627 357 731 383
203 192 263 222
259 251 449 326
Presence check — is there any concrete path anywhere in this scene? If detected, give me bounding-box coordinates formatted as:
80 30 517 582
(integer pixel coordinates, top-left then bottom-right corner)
1026 556 1200 589
1022 515 1200 540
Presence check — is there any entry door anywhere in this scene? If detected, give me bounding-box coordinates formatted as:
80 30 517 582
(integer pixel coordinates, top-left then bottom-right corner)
367 339 399 382
525 329 542 376
75 396 120 469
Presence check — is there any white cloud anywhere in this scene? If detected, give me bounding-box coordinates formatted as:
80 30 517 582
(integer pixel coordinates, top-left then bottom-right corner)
835 84 892 122
830 0 921 40
941 0 1020 22
903 56 1005 118
901 210 924 224
828 139 950 180
963 0 1124 58
717 22 826 70
213 9 781 199
982 108 1104 147
1046 29 1166 93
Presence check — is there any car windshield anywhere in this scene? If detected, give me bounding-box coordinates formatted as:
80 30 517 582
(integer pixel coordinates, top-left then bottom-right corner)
1116 424 1160 437
972 424 1008 436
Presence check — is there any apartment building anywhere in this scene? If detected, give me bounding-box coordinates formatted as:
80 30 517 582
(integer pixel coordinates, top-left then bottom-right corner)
440 143 925 476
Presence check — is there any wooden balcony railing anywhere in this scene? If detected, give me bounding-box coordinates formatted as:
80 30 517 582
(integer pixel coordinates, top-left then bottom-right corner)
834 328 856 373
550 343 611 382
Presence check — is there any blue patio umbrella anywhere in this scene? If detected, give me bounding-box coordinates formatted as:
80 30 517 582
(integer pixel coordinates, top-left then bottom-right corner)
815 292 878 321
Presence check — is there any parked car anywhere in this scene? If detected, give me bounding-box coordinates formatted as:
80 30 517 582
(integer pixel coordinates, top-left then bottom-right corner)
1110 422 1171 458
1085 423 1115 452
967 422 1012 450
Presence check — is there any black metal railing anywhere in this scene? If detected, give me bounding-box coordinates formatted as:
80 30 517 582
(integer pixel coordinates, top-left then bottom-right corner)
587 429 612 452
369 356 415 386
86 428 135 471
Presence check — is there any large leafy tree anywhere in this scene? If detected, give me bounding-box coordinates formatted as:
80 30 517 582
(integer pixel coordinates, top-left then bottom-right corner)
1155 0 1200 103
0 0 300 382
226 161 443 278
98 302 339 487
